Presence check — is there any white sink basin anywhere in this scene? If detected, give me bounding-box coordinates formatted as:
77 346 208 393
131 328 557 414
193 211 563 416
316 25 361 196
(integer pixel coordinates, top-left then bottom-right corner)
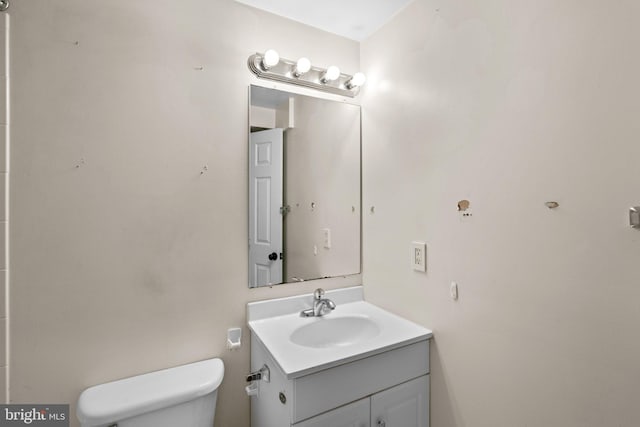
247 287 433 378
290 315 381 348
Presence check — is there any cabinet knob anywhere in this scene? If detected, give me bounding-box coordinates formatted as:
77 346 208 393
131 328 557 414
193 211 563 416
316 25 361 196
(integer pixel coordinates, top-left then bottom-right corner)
377 420 386 427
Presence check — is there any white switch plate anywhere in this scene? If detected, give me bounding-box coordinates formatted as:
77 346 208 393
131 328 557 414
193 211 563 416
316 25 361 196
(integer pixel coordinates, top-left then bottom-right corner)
323 228 331 249
411 241 426 272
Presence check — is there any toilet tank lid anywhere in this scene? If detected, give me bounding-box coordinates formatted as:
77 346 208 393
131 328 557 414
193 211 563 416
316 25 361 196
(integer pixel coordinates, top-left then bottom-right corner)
76 358 224 425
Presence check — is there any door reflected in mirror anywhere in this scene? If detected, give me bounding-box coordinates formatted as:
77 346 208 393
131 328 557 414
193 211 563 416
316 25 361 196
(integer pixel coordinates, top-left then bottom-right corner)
248 85 361 288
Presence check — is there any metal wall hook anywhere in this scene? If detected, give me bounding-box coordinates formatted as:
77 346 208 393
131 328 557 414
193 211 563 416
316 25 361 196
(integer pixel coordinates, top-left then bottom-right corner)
0 1 9 12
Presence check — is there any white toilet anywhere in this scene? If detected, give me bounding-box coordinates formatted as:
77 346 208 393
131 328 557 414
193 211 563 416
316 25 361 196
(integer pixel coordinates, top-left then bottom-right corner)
76 358 224 427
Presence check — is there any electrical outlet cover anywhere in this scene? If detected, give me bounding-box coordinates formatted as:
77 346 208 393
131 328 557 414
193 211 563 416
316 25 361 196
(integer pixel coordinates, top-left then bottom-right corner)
411 241 426 272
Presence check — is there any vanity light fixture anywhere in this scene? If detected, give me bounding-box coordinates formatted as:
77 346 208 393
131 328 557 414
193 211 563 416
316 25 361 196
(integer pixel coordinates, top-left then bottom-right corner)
248 51 365 97
293 57 311 77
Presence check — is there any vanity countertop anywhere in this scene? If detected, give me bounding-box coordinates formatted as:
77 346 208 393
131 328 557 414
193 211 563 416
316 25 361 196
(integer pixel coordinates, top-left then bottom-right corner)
247 286 433 379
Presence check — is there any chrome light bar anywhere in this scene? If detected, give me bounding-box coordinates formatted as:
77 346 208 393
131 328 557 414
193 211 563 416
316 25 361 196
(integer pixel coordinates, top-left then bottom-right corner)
247 52 362 98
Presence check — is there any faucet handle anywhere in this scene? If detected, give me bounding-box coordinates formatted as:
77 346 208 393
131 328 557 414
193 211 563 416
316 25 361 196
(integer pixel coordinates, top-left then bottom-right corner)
313 288 325 300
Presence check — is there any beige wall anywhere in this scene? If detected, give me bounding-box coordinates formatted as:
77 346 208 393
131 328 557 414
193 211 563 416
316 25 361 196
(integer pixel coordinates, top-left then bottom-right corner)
0 11 8 404
361 0 640 426
8 1 359 426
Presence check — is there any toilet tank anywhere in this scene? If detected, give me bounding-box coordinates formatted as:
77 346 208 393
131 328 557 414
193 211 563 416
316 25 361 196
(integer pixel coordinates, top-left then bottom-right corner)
77 358 224 427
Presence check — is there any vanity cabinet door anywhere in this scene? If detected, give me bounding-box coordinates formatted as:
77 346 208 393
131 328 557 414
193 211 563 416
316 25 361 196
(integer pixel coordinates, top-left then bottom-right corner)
294 397 370 427
371 375 429 427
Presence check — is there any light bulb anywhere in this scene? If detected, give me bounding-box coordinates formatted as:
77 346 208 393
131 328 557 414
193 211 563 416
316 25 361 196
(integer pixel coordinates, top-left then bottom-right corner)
293 57 311 77
262 49 280 70
321 66 340 83
347 72 366 89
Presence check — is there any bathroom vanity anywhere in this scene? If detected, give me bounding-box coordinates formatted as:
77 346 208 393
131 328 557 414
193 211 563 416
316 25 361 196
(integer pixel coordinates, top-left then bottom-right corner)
247 286 432 427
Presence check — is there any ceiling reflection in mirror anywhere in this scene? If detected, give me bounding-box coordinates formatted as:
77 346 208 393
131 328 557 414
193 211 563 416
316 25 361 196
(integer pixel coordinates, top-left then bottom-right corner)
248 85 361 288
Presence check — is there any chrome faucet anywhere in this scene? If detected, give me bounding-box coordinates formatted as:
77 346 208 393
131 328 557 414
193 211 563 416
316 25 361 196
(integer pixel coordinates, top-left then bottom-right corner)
300 288 336 317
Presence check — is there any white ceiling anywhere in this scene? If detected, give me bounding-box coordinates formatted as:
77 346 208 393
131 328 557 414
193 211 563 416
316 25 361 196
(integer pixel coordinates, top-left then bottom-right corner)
234 0 414 41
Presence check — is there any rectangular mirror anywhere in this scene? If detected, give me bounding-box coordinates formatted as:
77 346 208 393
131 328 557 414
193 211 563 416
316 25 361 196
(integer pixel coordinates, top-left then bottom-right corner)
248 85 361 287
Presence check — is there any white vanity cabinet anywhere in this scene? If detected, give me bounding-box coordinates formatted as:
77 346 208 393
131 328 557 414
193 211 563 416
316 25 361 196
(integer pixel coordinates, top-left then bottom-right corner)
247 287 433 427
250 335 430 427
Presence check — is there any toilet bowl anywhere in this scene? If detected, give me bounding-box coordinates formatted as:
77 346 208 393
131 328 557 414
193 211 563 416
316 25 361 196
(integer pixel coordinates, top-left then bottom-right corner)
77 358 224 427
